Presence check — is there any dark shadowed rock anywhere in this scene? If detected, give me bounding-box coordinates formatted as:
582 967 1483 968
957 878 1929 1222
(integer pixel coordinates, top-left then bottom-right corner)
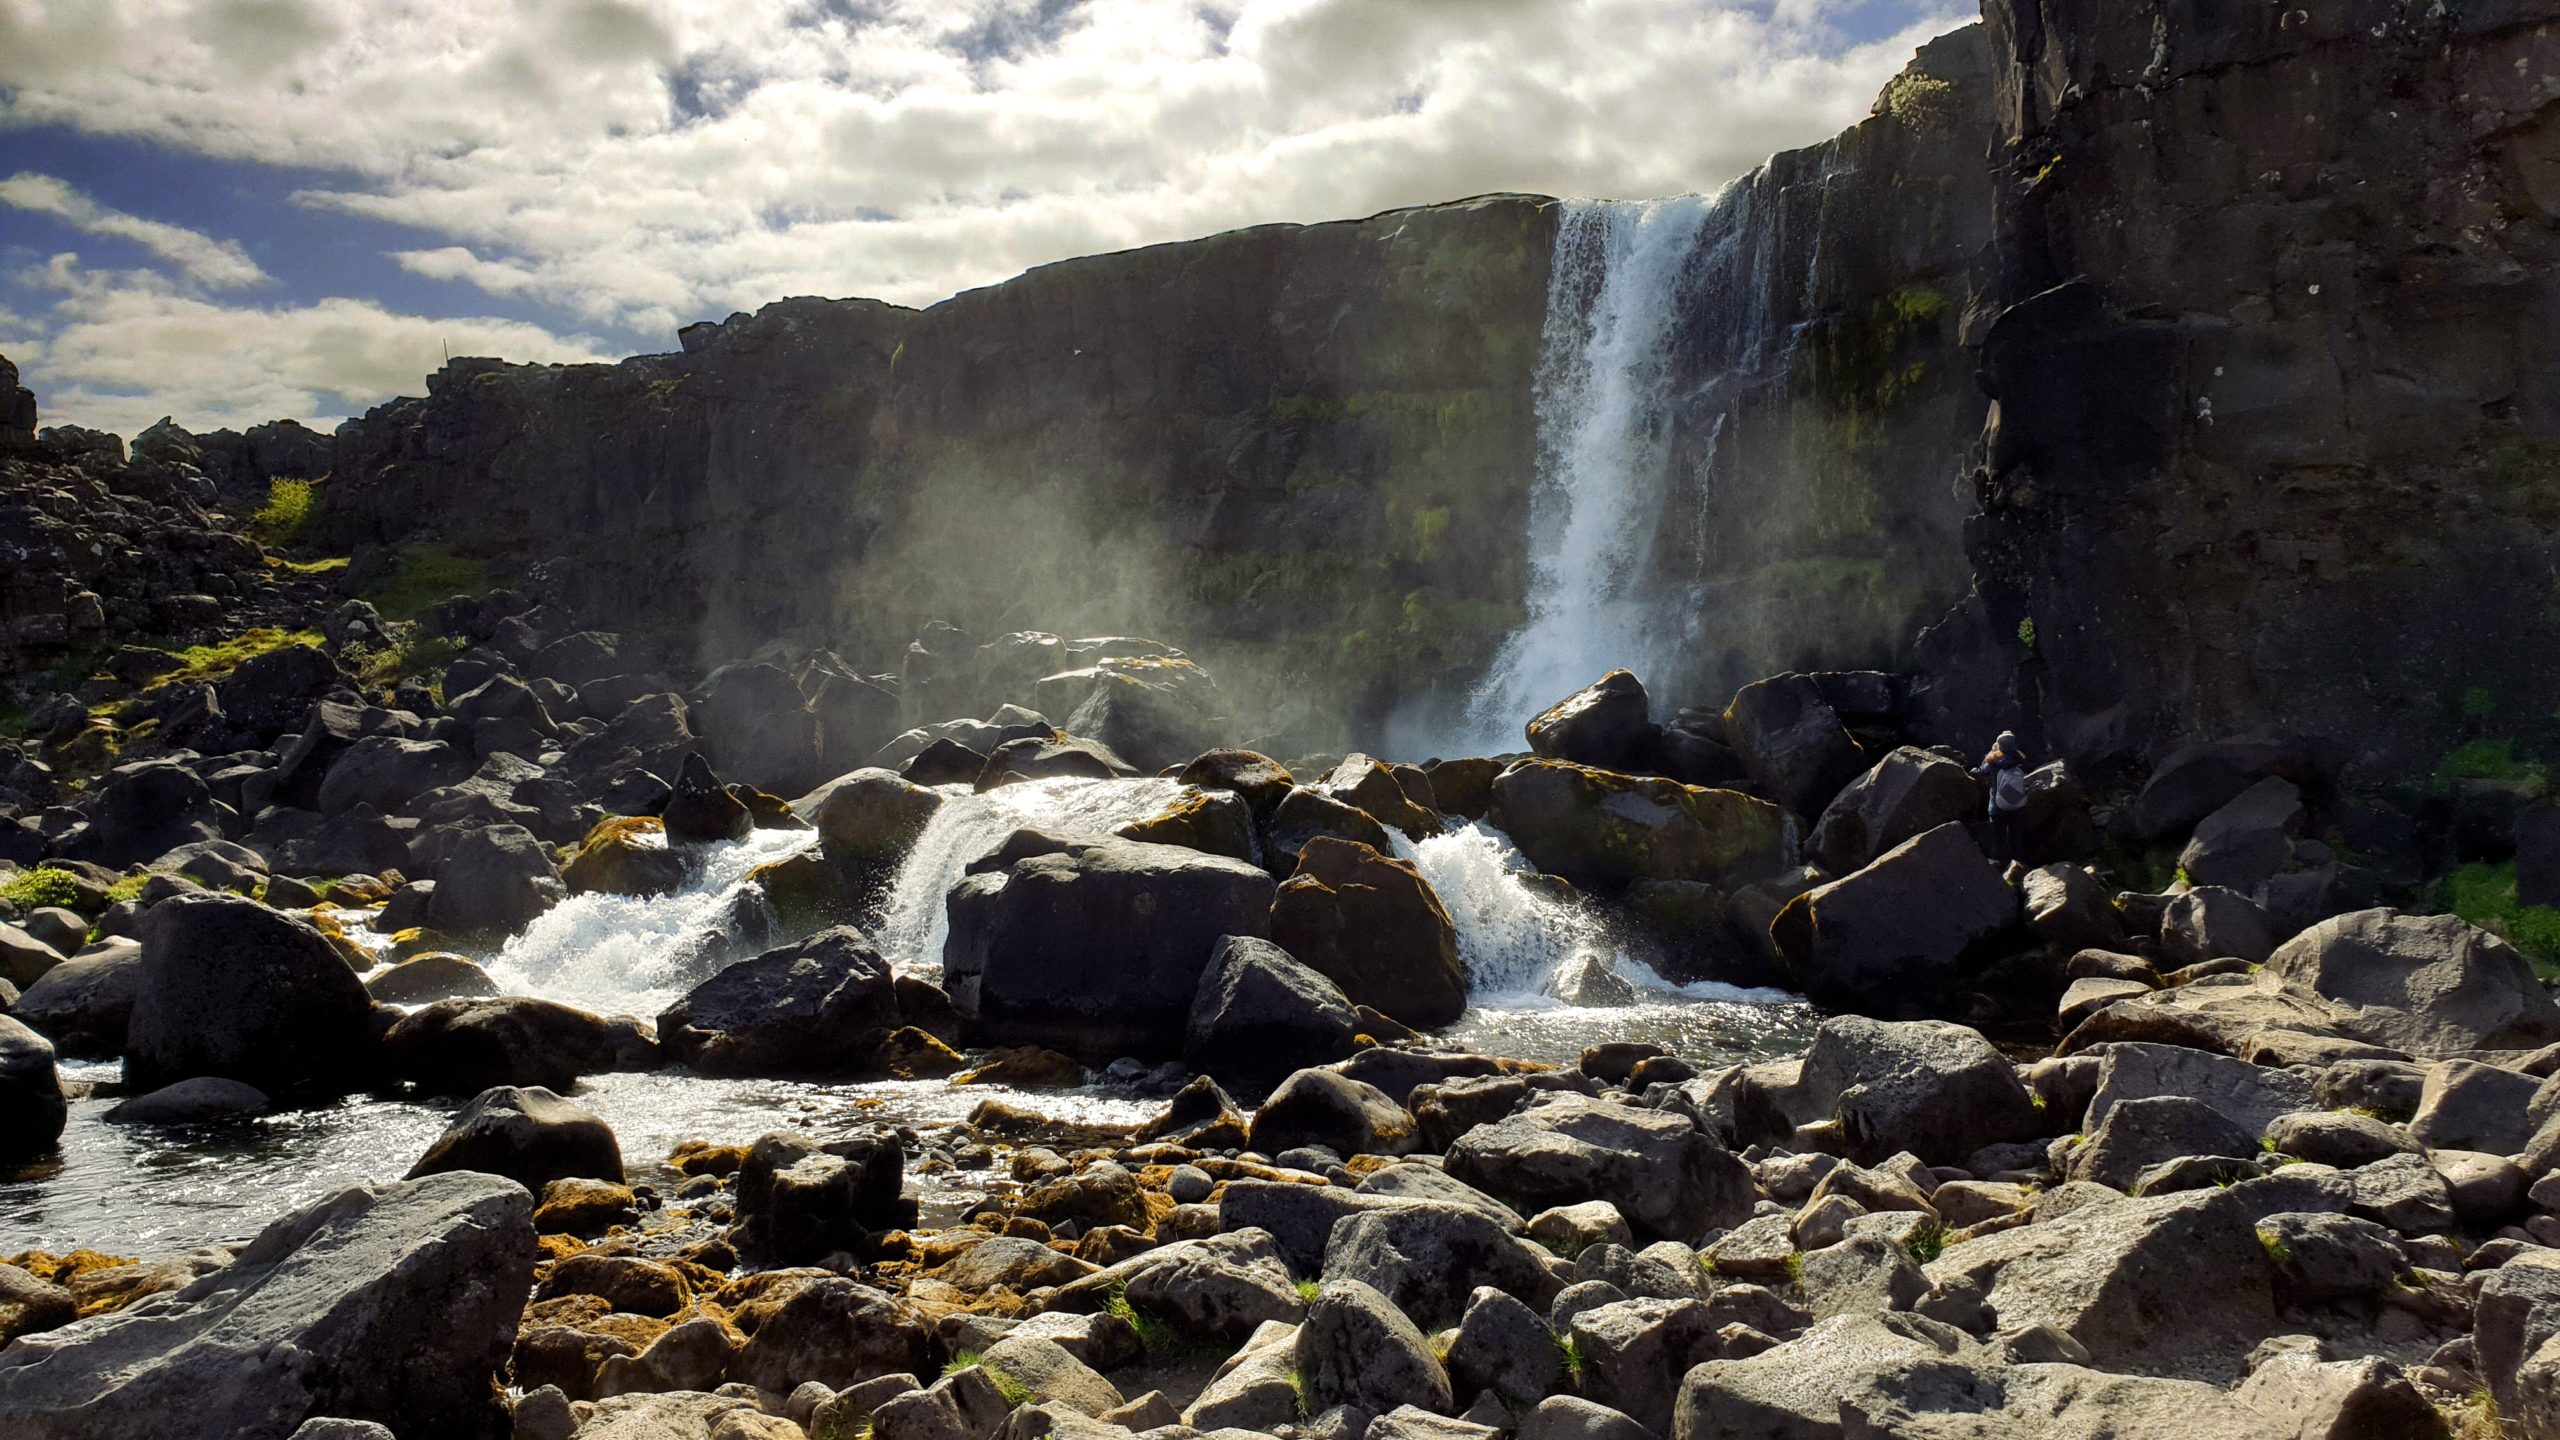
65 761 227 869
1178 749 1298 820
1269 837 1465 1028
317 737 471 819
1806 746 1979 875
1184 935 1360 1097
0 1015 65 1159
1723 674 1867 816
658 927 899 1076
11 939 144 1056
2159 886 2277 969
2179 777 2303 892
381 996 617 1095
125 895 373 1097
694 660 828 798
944 834 1272 1058
1772 823 2017 1008
1261 785 1394 875
423 824 562 937
1248 1067 1418 1158
1296 1278 1453 1416
407 1085 622 1191
661 753 752 844
1525 670 1657 772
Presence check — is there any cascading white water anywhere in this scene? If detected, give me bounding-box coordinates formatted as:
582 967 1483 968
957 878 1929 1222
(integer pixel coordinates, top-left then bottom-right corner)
1458 194 1718 748
484 826 818 1015
1392 822 1615 1000
872 776 1185 973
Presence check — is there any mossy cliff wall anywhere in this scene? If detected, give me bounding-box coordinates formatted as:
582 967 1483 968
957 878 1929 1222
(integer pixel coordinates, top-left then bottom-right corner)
1960 0 2560 775
323 197 1555 747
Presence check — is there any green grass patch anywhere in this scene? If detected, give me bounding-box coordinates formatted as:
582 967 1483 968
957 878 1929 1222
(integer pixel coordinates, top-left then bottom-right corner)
2255 1227 2293 1267
1289 1366 1312 1419
142 627 327 692
1294 1278 1321 1302
268 554 350 577
363 543 494 622
1104 1283 1177 1352
0 867 85 910
247 478 317 546
2438 860 2560 977
1553 1331 1587 1387
346 632 467 691
2437 738 2549 786
1903 1222 1946 1266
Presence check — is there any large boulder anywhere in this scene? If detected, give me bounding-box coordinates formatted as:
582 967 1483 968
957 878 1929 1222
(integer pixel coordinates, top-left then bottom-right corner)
0 921 64 990
943 835 1274 1057
807 768 945 870
316 737 471 819
0 1014 66 1160
1178 749 1298 821
1445 1091 1754 1240
1247 1067 1419 1158
1771 823 2018 1009
1317 755 1443 842
1323 1200 1564 1327
1805 746 1979 875
407 1085 623 1191
2084 1041 2317 1137
2132 732 2336 842
1722 674 1867 816
1052 657 1223 773
658 927 899 1076
1792 1017 2043 1166
1183 935 1361 1097
214 643 345 744
0 1172 534 1440
660 752 752 844
1525 670 1657 772
1295 1278 1454 1417
65 761 227 869
124 894 373 1097
555 692 705 799
2263 909 2560 1055
380 997 618 1095
694 660 827 798
2068 1094 2260 1190
423 824 563 937
1268 837 1466 1028
11 939 145 1056
2178 777 2303 892
1487 759 1795 894
1114 786 1258 862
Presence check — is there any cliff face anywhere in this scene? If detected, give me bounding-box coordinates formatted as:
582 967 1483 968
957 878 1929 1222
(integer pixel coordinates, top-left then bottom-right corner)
1969 0 2560 774
324 197 1558 747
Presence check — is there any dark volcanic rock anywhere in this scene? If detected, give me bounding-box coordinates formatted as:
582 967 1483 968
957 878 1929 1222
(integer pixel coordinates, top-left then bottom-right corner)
0 1015 66 1159
1525 670 1657 771
381 997 618 1096
1722 674 1866 816
1772 823 2018 1009
1267 837 1466 1029
408 1084 622 1191
125 895 373 1097
661 752 752 844
658 927 899 1076
1487 759 1795 894
1183 935 1361 1098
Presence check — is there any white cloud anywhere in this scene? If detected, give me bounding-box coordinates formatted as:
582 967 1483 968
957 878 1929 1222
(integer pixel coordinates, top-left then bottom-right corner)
0 171 271 289
1 0 1968 327
13 254 612 435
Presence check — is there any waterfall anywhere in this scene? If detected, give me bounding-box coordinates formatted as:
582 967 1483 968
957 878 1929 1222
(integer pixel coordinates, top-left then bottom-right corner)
1458 194 1717 748
484 825 820 1015
871 776 1185 973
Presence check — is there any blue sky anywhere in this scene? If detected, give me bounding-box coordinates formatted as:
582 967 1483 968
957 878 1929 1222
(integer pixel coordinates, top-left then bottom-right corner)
0 0 1967 435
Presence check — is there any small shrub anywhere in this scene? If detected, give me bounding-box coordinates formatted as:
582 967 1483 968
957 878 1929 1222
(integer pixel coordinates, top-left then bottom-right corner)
1781 1251 1804 1282
2255 1227 2293 1267
247 478 316 546
1552 1331 1586 1387
2437 738 2547 785
1294 1278 1322 1302
1903 1222 1946 1266
363 543 494 622
2439 860 2560 978
1104 1283 1175 1351
1289 1367 1312 1418
2016 617 2037 649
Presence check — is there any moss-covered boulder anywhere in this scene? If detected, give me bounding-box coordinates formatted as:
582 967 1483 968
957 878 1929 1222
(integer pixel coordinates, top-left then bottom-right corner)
562 816 688 898
1269 837 1465 1029
1485 759 1795 894
1114 787 1255 863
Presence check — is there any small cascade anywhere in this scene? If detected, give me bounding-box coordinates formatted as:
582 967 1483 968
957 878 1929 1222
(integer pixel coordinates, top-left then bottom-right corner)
1392 822 1618 1001
871 776 1185 973
485 825 820 1015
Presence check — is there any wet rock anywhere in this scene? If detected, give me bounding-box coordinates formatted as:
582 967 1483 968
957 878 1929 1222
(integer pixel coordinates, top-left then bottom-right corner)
1722 675 1866 817
1248 1067 1417 1158
807 768 944 869
562 817 688 898
662 753 753 845
1179 749 1298 821
1269 837 1465 1028
1806 746 1979 876
2265 909 2560 1055
1262 786 1397 876
1796 1017 2042 1167
1548 951 1638 1007
104 1075 270 1125
1487 760 1795 894
1772 823 2017 1009
11 938 144 1056
1297 1277 1452 1417
0 1171 533 1440
944 835 1273 1058
1445 1091 1752 1240
383 996 618 1095
0 1014 65 1158
125 894 373 1097
733 1131 908 1265
659 927 898 1077
1113 786 1257 862
364 953 499 1005
1184 935 1360 1098
409 1085 622 1191
1524 670 1657 772
424 824 564 938
1319 754 1444 842
693 660 827 798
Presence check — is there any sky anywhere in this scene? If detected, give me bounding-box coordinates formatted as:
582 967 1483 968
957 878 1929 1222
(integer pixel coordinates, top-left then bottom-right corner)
0 0 1968 437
